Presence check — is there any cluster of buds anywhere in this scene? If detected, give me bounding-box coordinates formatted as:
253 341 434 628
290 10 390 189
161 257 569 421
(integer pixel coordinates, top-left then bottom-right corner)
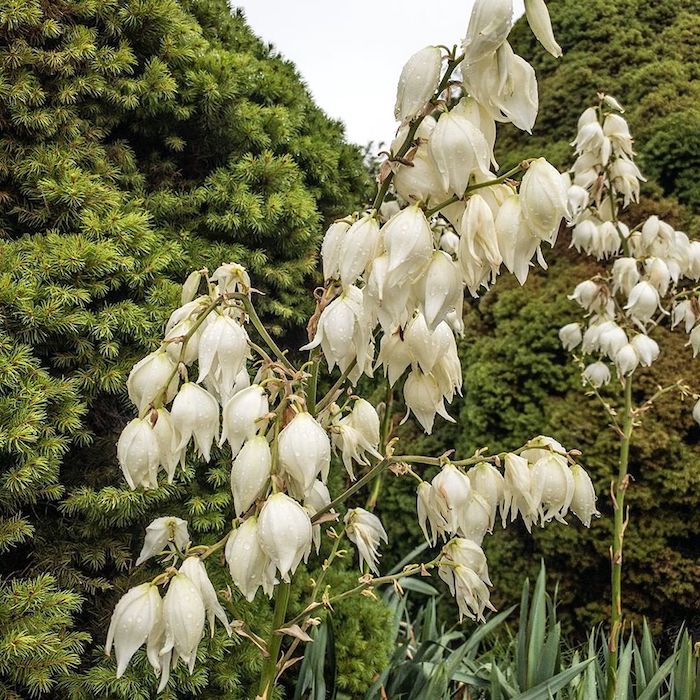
561 96 700 422
312 0 569 435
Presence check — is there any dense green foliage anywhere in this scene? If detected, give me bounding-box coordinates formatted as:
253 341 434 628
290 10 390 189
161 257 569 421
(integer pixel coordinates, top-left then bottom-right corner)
380 0 700 638
0 0 386 696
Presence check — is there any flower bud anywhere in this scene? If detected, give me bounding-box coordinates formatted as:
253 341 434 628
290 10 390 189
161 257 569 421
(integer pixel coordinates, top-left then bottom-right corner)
462 0 513 65
520 158 568 243
181 271 202 305
278 412 331 497
171 383 220 462
231 436 272 516
161 573 205 673
220 384 269 456
225 518 273 601
429 111 490 197
127 351 178 414
559 322 582 351
179 557 230 636
345 508 388 574
394 46 443 123
106 583 162 678
524 0 562 58
349 398 381 449
136 516 190 566
583 361 611 388
258 493 313 581
570 465 599 527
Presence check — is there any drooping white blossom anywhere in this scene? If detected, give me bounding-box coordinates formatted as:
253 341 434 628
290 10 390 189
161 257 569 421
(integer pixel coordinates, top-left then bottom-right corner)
570 465 599 527
179 557 231 636
225 518 274 602
171 382 220 462
220 384 269 456
231 436 272 516
136 516 190 566
345 508 388 574
127 351 179 414
278 412 331 497
524 0 562 58
394 46 443 123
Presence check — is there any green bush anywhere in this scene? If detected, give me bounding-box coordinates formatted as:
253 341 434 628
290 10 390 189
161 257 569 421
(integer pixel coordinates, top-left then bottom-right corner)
0 0 381 696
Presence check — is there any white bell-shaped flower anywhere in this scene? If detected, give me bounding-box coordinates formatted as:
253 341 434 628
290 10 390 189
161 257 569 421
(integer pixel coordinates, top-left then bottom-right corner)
612 258 640 295
644 257 671 296
598 322 628 359
171 383 220 462
566 184 589 224
524 0 562 57
258 493 313 581
365 253 412 332
417 481 448 545
117 417 161 490
692 398 700 426
630 334 659 367
583 361 611 388
181 271 202 305
197 314 250 393
570 465 599 527
559 323 582 351
106 583 162 678
220 384 269 457
625 281 660 324
403 368 454 434
136 516 190 566
604 113 634 158
467 462 504 530
569 279 606 312
209 263 251 296
439 562 495 622
394 46 443 123
502 453 537 531
520 158 568 243
495 194 541 286
531 453 574 524
382 205 434 287
278 412 330 497
225 518 274 602
610 157 645 206
440 230 461 256
321 221 350 281
179 557 231 636
350 398 381 449
339 214 380 288
377 329 413 386
302 286 373 382
458 193 502 292
127 351 178 414
231 436 272 516
344 508 388 575
161 573 206 673
404 311 441 374
572 118 605 155
462 0 513 65
431 464 471 533
164 301 208 365
393 145 449 205
458 493 492 544
671 300 697 333
429 110 490 197
443 539 491 586
614 343 639 376
151 408 182 482
417 251 464 330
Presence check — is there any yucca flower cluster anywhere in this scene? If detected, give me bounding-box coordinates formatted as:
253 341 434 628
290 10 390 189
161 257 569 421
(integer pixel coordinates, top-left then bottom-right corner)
560 96 700 420
107 1 599 694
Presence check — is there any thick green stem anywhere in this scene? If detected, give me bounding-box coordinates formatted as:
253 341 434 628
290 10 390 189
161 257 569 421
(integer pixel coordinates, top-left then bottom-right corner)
258 580 291 697
606 375 634 700
366 382 393 511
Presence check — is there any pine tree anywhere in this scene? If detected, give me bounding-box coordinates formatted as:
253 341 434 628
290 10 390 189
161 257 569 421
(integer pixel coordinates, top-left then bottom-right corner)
0 0 386 695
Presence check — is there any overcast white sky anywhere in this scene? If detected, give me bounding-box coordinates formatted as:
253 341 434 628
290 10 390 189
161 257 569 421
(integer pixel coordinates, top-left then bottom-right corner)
233 1 525 149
